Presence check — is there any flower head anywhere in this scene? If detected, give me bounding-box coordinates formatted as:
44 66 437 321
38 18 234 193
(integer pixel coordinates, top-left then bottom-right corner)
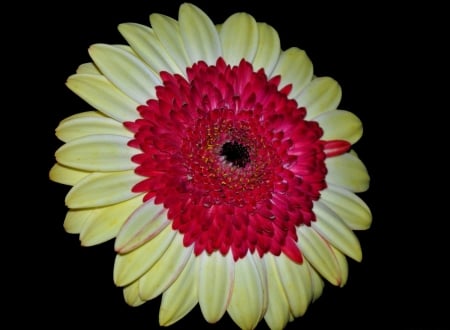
51 3 371 329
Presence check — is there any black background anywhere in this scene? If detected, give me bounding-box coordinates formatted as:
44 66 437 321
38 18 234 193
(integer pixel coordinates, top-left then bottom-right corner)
26 0 446 328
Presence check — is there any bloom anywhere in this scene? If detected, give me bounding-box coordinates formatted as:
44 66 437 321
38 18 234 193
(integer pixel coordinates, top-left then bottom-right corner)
50 2 371 329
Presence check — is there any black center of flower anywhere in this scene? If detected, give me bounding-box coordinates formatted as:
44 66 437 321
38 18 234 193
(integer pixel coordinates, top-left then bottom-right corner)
220 141 250 168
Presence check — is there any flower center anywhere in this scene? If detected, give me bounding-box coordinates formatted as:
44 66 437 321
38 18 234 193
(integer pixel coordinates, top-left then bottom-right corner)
220 141 250 168
125 58 350 263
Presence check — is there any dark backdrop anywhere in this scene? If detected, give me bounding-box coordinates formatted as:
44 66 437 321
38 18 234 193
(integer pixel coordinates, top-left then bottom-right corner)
28 0 446 328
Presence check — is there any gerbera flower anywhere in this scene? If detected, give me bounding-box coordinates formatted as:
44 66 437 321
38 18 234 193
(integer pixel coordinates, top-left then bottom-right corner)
50 3 371 329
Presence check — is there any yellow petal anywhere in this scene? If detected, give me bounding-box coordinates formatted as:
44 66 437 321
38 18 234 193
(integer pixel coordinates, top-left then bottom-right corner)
297 225 341 286
330 245 349 287
252 23 281 74
65 170 141 208
198 251 234 323
271 253 312 317
49 163 89 186
262 255 292 330
271 47 313 98
63 208 90 234
59 111 105 123
311 201 362 262
325 152 370 193
297 76 342 120
149 13 191 73
315 110 363 144
118 23 183 75
139 233 193 300
307 262 324 302
220 12 258 66
159 254 198 326
123 280 146 307
55 134 135 172
66 74 139 122
79 196 143 246
76 62 100 75
113 225 176 286
114 200 170 253
179 3 221 65
320 183 372 230
227 253 267 330
56 113 132 143
88 43 161 103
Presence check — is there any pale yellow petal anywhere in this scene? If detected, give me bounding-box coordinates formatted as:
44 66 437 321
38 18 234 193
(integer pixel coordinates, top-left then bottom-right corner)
325 152 370 193
311 201 362 262
330 245 349 287
320 184 372 230
262 255 291 330
118 23 183 75
63 208 91 234
220 12 258 66
113 225 176 286
297 225 341 286
55 134 135 172
88 43 161 103
65 170 141 208
271 47 313 98
307 262 324 302
159 254 198 326
179 3 221 65
149 13 191 73
251 23 281 74
56 114 132 143
139 233 193 300
198 251 234 323
79 196 143 246
114 200 170 253
315 110 363 144
76 62 100 75
296 77 342 120
49 163 90 186
66 74 140 122
272 253 312 317
227 253 266 330
58 111 105 123
123 280 146 307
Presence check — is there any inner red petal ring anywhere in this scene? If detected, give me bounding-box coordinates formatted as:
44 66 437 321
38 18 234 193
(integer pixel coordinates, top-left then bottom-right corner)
125 57 345 263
